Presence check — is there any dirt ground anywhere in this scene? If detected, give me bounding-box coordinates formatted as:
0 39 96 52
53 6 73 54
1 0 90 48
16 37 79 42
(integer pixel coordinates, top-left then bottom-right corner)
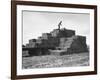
22 52 89 69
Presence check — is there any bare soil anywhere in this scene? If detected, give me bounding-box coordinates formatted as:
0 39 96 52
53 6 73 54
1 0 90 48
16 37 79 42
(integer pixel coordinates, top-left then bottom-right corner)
22 52 89 69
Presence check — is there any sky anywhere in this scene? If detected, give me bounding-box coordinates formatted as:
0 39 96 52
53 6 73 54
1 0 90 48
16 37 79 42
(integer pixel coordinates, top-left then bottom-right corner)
22 10 90 45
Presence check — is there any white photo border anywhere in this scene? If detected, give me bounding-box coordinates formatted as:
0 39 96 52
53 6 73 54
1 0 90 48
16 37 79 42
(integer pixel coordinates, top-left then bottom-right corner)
17 5 94 76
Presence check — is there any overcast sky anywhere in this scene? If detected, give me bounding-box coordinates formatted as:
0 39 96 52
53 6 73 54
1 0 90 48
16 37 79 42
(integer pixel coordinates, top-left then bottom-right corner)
22 11 90 45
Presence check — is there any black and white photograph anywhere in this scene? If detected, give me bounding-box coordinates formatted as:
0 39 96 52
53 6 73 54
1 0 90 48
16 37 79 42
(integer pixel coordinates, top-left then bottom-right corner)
11 1 97 79
22 11 90 69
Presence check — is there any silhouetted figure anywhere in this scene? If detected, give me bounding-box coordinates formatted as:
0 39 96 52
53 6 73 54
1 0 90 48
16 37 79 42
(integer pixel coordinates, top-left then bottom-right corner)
58 21 62 30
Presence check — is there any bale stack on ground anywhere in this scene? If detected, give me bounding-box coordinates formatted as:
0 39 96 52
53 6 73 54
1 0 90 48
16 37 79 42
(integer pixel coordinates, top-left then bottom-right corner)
22 27 88 56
